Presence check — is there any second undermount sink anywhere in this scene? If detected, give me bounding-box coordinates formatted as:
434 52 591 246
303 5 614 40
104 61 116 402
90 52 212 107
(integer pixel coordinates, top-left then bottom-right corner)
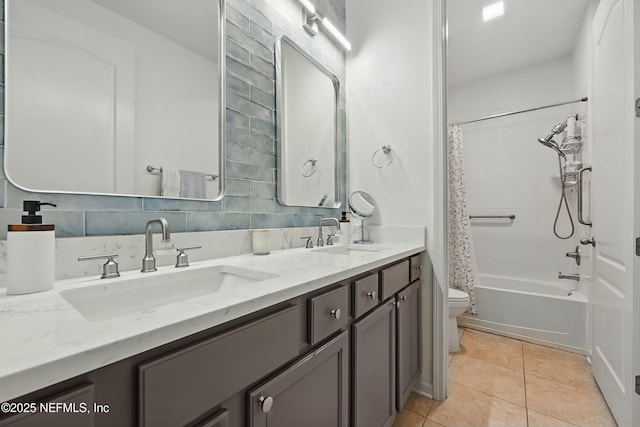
312 245 388 256
60 265 277 322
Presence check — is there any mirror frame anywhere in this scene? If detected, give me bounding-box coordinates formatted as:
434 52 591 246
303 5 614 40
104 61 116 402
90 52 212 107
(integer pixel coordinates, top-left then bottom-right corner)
3 0 226 201
275 35 342 208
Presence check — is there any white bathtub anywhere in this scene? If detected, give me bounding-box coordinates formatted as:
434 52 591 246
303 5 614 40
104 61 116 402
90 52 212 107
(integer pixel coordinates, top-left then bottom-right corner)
458 274 588 353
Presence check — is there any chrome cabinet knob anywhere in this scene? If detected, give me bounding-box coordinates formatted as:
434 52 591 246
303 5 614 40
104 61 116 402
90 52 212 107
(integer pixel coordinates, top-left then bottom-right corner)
330 308 342 320
258 396 274 413
400 296 406 302
366 291 376 299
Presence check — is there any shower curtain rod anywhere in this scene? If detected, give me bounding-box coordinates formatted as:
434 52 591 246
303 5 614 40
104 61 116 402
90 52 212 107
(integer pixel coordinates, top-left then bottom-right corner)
451 97 588 126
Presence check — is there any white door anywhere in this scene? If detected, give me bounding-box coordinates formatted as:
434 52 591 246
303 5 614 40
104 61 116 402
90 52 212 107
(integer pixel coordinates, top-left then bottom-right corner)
591 0 640 425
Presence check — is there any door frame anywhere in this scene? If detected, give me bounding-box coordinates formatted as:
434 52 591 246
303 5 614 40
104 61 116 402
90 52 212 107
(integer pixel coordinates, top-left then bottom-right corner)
432 0 449 401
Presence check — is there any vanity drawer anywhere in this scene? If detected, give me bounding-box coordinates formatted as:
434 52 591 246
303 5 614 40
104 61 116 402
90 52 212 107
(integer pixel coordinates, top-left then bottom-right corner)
410 254 423 283
352 273 379 319
380 260 410 301
309 285 349 345
138 305 299 427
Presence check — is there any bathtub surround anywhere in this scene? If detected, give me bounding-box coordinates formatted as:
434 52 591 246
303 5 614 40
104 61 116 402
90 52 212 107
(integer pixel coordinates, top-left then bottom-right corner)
447 125 478 314
0 0 346 238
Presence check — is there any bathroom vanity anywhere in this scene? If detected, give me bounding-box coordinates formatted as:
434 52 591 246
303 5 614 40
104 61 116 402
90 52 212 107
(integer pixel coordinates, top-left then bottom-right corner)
0 244 424 427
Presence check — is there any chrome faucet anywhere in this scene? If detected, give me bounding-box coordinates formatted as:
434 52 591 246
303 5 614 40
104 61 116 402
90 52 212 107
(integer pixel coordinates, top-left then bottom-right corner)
141 218 172 273
317 218 340 247
565 246 581 265
558 272 580 281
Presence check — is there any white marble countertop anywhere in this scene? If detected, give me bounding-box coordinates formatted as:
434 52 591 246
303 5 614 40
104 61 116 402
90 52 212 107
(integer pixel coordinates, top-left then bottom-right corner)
0 242 423 402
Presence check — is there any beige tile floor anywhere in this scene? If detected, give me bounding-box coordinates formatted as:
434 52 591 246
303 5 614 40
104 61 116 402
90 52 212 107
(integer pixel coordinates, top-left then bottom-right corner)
394 327 618 427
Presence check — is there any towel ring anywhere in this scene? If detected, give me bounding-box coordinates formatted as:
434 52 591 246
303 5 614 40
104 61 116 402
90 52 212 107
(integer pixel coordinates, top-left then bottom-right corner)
301 158 318 177
372 145 395 168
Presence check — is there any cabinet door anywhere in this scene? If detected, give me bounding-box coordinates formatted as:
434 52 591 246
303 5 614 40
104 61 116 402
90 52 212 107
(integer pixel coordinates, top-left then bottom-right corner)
352 300 396 427
248 331 349 427
396 281 420 410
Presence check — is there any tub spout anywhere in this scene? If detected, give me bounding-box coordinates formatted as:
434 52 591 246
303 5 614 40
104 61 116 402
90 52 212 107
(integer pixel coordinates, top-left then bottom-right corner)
558 272 580 281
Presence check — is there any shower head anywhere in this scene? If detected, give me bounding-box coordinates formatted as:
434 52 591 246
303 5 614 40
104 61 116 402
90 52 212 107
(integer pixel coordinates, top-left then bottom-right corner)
537 120 568 159
551 120 568 135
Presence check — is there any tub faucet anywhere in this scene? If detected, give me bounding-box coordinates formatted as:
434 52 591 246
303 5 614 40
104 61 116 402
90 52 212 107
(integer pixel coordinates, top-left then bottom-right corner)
558 272 580 281
141 218 173 273
317 218 340 247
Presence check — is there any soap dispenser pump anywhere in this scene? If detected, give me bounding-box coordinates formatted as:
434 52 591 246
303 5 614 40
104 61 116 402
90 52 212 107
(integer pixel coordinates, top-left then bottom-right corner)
7 200 57 295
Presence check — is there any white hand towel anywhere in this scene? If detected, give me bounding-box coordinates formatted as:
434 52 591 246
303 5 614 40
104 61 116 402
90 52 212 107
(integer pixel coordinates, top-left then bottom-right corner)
179 170 207 199
161 167 181 197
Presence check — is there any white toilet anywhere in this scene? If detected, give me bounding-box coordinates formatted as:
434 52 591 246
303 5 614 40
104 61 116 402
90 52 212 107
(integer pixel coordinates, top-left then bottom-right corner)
448 288 471 353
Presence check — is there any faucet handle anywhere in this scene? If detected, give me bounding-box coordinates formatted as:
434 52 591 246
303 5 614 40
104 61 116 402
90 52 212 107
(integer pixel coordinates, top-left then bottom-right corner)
175 246 202 268
326 234 335 246
78 254 120 279
301 236 313 249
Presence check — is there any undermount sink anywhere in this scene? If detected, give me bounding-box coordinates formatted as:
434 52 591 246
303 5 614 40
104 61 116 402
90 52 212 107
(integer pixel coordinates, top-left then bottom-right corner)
60 265 277 321
312 245 388 256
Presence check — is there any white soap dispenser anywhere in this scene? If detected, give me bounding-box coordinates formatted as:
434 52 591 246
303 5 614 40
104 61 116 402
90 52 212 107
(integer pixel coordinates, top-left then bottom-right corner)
339 212 351 244
7 200 57 295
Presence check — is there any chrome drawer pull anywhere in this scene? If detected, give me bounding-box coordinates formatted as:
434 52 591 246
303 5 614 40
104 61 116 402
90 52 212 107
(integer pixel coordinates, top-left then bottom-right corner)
366 291 376 299
330 308 342 320
259 396 274 413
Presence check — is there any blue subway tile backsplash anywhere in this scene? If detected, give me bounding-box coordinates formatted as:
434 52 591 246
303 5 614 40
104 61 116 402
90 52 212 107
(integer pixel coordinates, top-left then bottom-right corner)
1 0 346 237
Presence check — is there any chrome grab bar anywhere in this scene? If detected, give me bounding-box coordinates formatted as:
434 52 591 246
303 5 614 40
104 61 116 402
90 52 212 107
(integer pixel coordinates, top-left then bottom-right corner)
578 166 592 226
469 215 516 220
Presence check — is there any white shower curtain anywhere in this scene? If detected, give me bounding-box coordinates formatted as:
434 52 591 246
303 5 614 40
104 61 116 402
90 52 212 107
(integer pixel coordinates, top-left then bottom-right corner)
448 125 479 315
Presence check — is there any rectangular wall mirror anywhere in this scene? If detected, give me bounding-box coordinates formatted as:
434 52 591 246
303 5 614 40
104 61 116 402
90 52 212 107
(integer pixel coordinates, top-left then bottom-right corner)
275 36 341 208
4 0 225 200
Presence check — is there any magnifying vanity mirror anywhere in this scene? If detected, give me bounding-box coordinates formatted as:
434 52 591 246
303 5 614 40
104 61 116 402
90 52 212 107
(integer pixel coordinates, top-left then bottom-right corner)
348 191 377 244
4 0 225 200
275 36 341 208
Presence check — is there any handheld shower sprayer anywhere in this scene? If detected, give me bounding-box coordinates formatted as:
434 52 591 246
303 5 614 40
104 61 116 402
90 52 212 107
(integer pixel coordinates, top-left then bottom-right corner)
537 120 568 159
537 117 576 240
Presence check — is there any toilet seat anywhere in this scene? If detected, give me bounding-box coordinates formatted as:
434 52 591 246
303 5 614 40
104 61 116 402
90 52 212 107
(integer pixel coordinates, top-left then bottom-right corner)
448 287 470 302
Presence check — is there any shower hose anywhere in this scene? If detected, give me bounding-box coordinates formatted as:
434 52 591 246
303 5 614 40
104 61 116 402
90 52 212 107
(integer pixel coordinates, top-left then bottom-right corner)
553 154 575 239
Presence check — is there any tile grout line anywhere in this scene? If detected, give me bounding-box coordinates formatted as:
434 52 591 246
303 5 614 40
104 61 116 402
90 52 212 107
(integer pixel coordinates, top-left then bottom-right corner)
522 341 530 427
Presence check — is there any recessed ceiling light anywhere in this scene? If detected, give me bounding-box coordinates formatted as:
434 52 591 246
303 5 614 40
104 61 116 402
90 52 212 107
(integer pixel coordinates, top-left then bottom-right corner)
483 1 504 22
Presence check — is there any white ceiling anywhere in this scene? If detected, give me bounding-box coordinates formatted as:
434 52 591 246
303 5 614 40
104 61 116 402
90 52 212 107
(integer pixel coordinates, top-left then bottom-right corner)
447 0 591 87
90 0 218 60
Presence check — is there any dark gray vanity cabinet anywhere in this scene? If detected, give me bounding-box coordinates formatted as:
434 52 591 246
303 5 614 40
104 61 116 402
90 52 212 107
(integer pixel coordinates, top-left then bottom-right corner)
396 280 421 410
0 383 95 427
352 300 396 427
247 331 349 427
138 305 299 427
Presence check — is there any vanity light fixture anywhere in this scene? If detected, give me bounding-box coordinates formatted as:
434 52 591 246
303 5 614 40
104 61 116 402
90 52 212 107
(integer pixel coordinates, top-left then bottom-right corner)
482 1 504 22
298 0 352 51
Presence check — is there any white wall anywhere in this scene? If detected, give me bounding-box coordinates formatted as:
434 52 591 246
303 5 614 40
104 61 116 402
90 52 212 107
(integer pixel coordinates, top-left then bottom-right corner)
346 0 438 395
346 0 433 234
449 56 577 123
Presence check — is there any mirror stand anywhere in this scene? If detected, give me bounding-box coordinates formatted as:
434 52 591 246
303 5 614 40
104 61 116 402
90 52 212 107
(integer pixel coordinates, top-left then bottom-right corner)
353 217 373 244
348 190 377 244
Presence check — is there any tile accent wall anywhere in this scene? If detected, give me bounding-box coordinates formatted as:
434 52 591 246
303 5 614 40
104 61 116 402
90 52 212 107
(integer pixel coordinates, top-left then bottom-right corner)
0 0 346 239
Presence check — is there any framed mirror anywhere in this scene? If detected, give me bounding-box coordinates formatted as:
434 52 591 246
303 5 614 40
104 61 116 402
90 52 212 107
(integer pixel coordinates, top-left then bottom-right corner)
275 36 341 208
4 0 225 200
